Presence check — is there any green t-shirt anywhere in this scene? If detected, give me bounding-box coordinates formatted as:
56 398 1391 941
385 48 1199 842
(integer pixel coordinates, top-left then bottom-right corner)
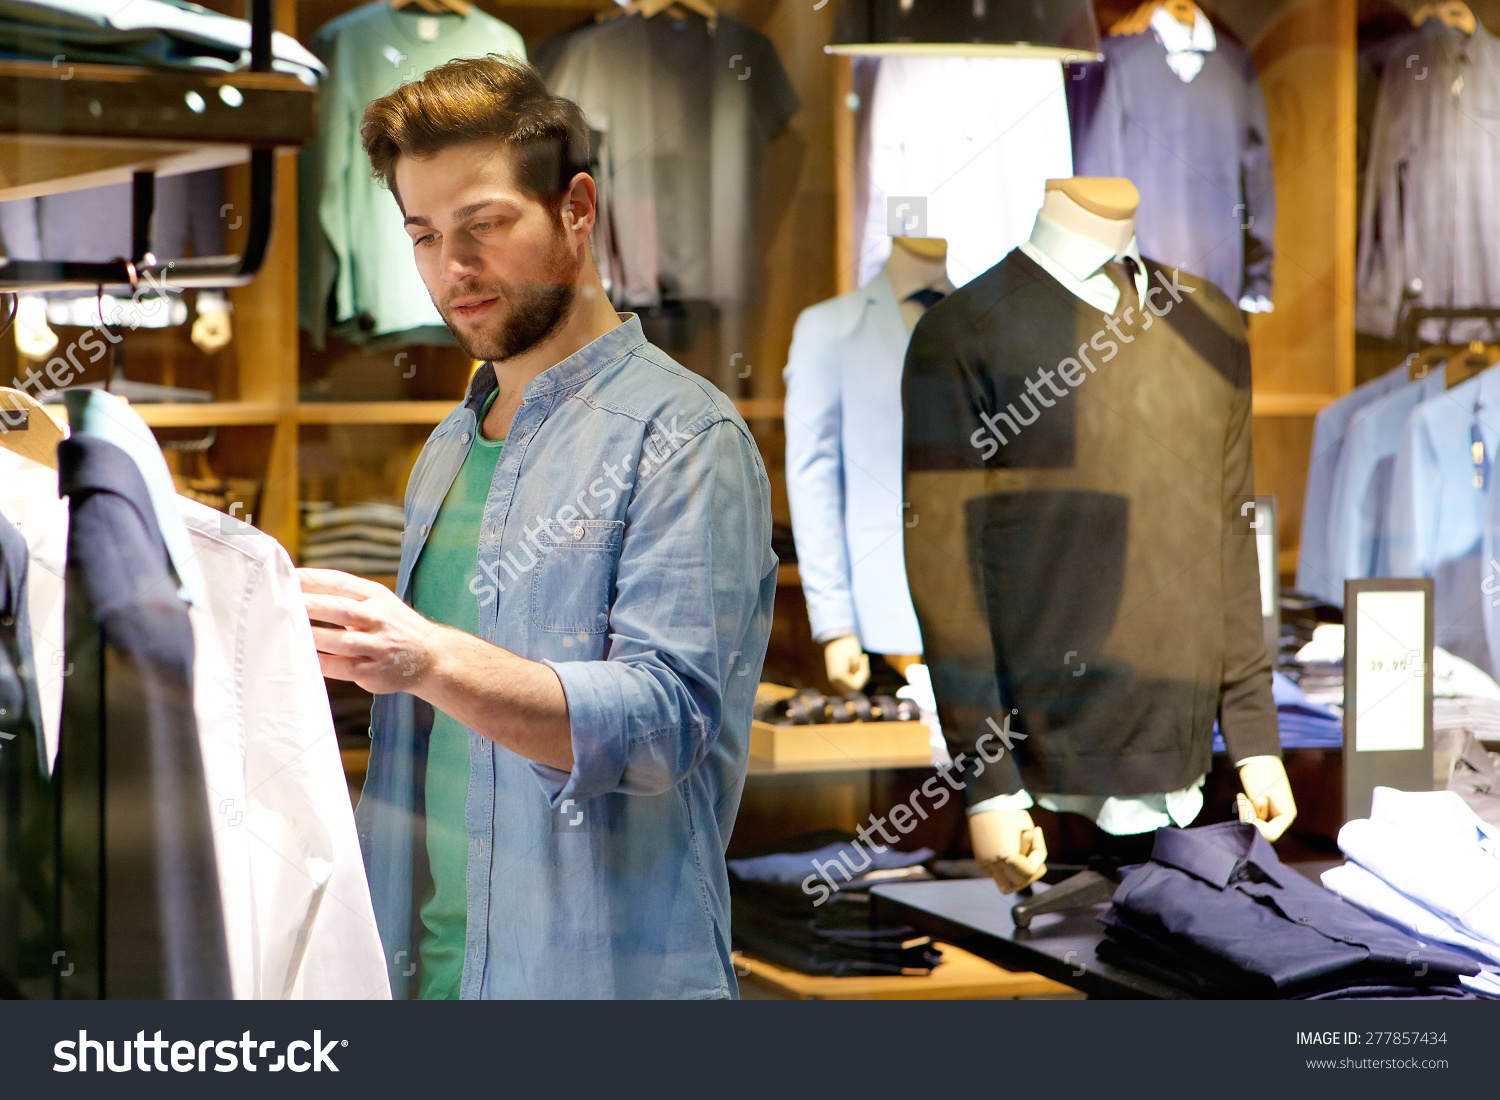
411 391 502 999
299 4 525 346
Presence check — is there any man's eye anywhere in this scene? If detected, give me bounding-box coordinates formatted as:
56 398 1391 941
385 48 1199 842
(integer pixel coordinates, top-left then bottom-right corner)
472 221 492 232
414 234 436 247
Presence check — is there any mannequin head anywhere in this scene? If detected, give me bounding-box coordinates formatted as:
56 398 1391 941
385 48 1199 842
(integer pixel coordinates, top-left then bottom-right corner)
892 237 948 262
1040 178 1140 256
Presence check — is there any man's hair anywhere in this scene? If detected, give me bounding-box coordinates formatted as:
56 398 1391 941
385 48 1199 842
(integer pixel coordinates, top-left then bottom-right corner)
360 54 591 212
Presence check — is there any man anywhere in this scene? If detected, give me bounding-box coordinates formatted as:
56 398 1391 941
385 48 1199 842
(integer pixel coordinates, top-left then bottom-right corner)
299 56 776 999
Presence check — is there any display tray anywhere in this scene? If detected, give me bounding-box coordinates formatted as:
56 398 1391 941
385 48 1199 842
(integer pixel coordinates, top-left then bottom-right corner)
748 718 931 766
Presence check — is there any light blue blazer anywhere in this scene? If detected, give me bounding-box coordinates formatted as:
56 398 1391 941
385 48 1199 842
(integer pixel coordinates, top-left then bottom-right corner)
782 273 923 654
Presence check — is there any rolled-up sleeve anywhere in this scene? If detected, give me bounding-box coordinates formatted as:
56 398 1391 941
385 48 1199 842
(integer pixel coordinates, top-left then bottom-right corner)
533 419 773 804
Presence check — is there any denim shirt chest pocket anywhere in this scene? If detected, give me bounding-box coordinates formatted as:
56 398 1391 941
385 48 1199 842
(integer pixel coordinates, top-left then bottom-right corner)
529 519 624 634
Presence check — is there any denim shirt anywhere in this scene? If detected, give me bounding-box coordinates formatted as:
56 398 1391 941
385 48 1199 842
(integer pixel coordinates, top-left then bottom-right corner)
356 316 776 999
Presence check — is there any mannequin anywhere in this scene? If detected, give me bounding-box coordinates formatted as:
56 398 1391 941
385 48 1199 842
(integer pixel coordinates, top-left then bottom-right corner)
821 236 948 693
784 239 942 696
951 177 1297 893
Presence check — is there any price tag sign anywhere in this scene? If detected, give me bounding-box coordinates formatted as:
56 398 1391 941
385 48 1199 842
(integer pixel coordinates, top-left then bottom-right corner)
1343 579 1433 821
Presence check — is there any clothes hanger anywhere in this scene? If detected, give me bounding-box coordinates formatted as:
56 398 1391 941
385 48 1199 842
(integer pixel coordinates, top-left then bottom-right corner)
0 388 65 471
1406 343 1454 381
597 0 717 31
1108 0 1200 37
1445 340 1499 390
390 0 471 18
1411 1 1477 35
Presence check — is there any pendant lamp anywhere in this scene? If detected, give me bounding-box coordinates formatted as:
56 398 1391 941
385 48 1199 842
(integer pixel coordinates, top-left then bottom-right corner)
827 0 1103 61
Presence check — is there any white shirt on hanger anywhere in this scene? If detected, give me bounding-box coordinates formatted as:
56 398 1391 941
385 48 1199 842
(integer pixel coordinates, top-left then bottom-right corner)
1149 3 1217 84
857 56 1073 290
0 449 388 999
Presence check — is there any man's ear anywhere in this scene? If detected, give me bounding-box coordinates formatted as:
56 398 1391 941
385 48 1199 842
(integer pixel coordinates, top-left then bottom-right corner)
560 172 597 238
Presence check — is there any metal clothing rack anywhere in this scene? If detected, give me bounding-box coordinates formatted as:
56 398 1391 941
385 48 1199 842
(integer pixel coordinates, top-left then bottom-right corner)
0 0 309 292
1396 281 1500 353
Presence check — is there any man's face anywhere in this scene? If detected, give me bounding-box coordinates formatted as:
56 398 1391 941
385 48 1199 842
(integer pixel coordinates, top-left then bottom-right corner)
397 140 582 362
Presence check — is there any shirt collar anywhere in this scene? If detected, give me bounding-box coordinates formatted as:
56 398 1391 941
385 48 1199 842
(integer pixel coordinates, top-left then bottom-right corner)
465 313 646 413
1027 213 1143 285
1150 4 1216 55
882 259 955 305
1149 822 1289 889
62 388 204 605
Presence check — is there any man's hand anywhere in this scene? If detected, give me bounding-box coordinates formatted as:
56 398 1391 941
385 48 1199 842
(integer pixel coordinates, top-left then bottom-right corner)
969 807 1048 894
299 568 449 695
298 567 575 770
1237 756 1297 841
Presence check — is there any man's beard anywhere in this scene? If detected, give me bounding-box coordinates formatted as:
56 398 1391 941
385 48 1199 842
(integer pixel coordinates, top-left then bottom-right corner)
437 234 579 362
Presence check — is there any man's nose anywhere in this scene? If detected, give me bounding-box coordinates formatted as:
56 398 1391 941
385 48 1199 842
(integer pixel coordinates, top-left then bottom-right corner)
439 240 482 282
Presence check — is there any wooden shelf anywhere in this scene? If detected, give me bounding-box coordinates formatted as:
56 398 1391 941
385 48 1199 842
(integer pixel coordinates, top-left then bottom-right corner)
129 398 787 429
296 400 456 425
735 398 784 420
135 402 281 427
737 942 1076 1000
0 59 317 202
1251 392 1337 417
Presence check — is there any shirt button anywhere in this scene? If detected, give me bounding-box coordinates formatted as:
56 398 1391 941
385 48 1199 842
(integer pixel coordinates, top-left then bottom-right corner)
572 526 585 540
460 432 471 444
420 523 429 537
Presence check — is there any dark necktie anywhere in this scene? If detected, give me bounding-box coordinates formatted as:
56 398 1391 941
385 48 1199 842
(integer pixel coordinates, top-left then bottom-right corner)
1104 256 1141 314
905 287 946 311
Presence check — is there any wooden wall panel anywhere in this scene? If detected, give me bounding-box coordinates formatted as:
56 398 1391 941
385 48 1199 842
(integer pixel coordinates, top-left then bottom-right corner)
1248 0 1356 399
1245 0 1357 573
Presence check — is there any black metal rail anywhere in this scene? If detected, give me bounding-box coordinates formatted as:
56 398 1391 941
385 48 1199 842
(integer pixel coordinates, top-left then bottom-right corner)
0 0 284 292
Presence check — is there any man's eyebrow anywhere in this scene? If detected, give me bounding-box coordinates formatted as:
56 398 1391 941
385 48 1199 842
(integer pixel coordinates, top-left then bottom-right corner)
452 199 511 221
403 198 513 228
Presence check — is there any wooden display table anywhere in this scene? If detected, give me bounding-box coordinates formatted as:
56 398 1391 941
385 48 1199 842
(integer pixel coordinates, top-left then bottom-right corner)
734 942 1078 1001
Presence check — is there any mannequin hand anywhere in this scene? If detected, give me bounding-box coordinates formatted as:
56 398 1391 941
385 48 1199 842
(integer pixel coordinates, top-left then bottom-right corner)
14 296 58 359
191 308 233 353
969 808 1048 894
1237 756 1297 841
823 634 870 693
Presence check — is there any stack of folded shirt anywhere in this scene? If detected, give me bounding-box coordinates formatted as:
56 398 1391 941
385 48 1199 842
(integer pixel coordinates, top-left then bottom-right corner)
1211 671 1343 752
1322 787 1500 998
728 836 940 977
1436 730 1500 827
1432 648 1500 744
1286 622 1346 710
1098 820 1479 998
300 501 404 576
0 0 323 80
